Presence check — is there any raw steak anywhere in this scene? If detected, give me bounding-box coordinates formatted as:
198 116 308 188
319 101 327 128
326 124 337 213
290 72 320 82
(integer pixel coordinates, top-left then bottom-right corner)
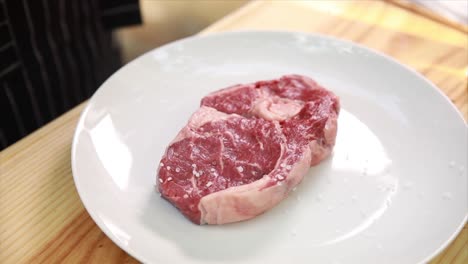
157 75 340 224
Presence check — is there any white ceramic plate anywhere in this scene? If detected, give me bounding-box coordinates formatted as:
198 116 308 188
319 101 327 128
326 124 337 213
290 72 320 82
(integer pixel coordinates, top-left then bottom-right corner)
72 31 467 264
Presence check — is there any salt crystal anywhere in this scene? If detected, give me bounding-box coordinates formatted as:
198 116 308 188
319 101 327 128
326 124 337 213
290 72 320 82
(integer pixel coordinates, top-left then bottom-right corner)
449 161 455 168
210 168 216 172
160 162 164 167
386 199 392 207
175 167 181 173
191 164 196 168
442 192 453 200
158 178 163 183
280 163 286 168
291 229 297 236
166 166 171 171
183 194 189 199
402 181 413 190
167 177 172 181
360 209 367 218
237 166 244 173
385 184 396 192
206 181 213 187
286 165 292 170
316 194 323 202
277 175 284 180
252 171 257 175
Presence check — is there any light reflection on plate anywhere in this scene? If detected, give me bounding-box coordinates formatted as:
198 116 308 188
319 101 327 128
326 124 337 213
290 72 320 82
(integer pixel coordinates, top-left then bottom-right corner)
90 114 133 190
322 109 398 246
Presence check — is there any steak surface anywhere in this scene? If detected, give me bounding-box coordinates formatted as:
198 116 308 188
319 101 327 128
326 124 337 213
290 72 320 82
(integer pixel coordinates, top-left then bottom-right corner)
157 75 340 224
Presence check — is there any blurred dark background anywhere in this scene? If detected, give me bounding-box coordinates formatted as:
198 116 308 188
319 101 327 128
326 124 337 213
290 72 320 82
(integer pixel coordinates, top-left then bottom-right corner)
0 0 246 150
117 0 247 63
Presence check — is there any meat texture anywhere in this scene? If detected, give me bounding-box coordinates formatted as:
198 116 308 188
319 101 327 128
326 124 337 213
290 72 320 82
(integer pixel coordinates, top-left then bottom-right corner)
157 75 340 224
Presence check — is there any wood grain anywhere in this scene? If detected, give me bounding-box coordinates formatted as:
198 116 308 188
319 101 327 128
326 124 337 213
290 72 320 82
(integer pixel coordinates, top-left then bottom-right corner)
1 0 466 263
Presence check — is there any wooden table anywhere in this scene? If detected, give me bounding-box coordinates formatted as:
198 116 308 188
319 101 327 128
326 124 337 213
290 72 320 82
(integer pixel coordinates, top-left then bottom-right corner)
1 0 466 263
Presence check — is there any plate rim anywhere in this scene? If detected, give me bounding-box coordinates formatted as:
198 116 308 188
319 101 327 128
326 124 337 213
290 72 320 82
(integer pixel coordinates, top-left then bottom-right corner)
71 30 467 264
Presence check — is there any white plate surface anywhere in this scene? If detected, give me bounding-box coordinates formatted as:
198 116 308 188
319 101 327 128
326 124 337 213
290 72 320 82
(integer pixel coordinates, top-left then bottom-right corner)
72 31 467 264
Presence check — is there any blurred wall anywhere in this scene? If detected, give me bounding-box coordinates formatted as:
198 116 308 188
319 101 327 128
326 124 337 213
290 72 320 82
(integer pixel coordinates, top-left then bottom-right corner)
116 0 248 63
